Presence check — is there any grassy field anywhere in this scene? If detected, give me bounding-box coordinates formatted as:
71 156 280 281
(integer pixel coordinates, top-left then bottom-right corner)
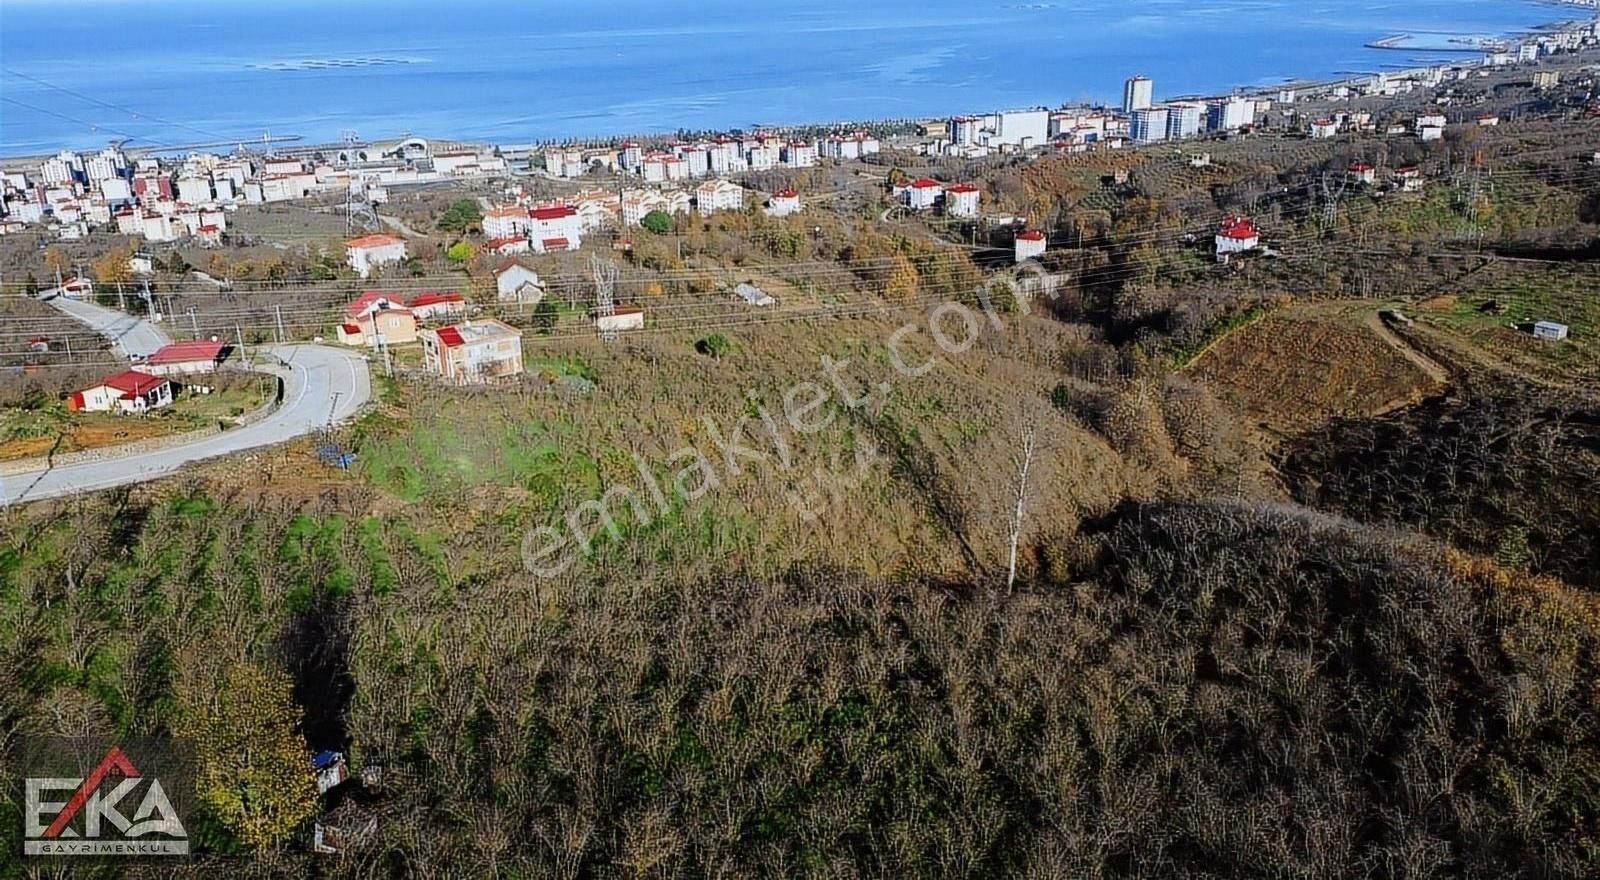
322 310 1237 585
1413 264 1600 385
1187 302 1444 435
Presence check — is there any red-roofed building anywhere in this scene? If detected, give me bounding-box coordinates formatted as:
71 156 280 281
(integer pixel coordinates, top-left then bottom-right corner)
69 370 173 414
529 203 584 249
766 188 801 218
1396 165 1424 193
1215 215 1260 262
345 234 408 278
1348 162 1376 185
903 177 944 211
485 234 530 255
419 319 524 384
142 339 226 376
338 291 417 347
407 291 467 322
945 183 980 218
1015 229 1047 262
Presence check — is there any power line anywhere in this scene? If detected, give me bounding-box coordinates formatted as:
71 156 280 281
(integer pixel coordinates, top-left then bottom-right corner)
2 67 241 145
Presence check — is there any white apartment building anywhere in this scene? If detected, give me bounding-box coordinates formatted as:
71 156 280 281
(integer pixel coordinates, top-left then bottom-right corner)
483 205 530 240
1130 107 1170 143
1123 76 1154 112
783 142 818 167
1167 103 1204 140
1206 97 1255 132
696 179 745 215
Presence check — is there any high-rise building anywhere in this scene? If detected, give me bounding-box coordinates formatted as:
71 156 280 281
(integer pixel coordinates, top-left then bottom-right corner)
1130 107 1170 144
1123 76 1154 113
1166 102 1204 140
1207 96 1256 132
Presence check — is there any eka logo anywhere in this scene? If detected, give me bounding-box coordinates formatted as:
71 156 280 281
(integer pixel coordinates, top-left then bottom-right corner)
23 742 189 856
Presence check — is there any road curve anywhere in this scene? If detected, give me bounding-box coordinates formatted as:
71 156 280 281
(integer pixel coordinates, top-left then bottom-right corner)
45 295 173 359
0 345 372 506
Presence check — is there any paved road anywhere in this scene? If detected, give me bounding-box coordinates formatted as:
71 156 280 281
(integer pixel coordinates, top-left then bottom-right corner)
0 345 371 505
45 295 173 359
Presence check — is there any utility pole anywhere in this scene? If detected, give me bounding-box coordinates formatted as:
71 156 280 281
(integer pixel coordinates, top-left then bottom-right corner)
116 280 125 311
235 323 251 367
375 328 393 377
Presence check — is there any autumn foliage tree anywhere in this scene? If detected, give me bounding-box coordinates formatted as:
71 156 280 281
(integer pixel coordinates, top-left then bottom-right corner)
178 663 318 849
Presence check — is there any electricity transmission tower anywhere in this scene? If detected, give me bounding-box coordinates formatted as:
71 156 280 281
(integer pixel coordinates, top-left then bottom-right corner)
591 255 618 342
1318 172 1348 233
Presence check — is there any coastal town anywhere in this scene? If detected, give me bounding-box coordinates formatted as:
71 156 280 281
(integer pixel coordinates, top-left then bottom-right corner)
3 11 1599 488
6 1 1600 872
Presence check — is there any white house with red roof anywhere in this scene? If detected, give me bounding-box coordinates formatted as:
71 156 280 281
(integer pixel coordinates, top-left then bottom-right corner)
418 319 524 384
1215 215 1260 262
407 291 468 323
766 189 801 218
529 204 583 251
337 291 418 347
1310 119 1340 139
903 178 944 211
1014 229 1047 263
945 183 981 218
1396 166 1424 193
1348 163 1376 186
486 235 530 255
345 234 408 278
141 340 225 376
69 370 173 414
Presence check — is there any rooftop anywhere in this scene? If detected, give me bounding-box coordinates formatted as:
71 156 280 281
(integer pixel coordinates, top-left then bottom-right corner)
146 339 224 365
346 233 404 249
98 369 166 397
432 319 522 348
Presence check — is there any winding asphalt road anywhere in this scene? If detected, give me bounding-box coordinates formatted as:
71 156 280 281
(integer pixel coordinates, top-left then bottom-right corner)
2 301 372 505
46 295 173 358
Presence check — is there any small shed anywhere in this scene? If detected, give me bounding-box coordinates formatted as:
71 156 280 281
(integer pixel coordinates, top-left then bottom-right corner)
312 750 350 794
734 283 775 307
1533 321 1569 341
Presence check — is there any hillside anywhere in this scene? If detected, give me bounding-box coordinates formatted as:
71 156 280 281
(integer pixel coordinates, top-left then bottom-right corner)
5 498 1599 876
1186 303 1446 435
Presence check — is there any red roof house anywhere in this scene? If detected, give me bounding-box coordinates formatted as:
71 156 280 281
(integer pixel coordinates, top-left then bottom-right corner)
407 291 467 322
142 339 226 376
1215 215 1261 261
69 370 173 414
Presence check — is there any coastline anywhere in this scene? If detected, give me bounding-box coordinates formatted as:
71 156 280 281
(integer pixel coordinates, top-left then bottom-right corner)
0 6 1589 161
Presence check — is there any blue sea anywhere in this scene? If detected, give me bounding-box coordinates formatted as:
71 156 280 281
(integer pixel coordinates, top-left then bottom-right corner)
0 0 1574 154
